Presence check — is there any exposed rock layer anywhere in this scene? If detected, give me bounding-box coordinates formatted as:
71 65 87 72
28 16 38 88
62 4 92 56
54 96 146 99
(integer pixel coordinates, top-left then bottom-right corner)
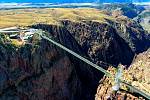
61 19 149 66
0 17 149 100
95 49 150 100
0 25 100 100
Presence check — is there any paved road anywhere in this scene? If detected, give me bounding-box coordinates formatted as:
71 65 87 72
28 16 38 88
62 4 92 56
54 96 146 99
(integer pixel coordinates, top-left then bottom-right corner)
0 27 29 33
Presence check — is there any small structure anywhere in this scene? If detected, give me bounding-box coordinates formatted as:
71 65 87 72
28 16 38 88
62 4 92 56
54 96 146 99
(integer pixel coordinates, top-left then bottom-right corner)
20 29 37 41
0 27 38 45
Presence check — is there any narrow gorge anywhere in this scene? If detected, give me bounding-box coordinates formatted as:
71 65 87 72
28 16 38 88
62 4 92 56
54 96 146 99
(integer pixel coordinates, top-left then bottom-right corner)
0 8 150 100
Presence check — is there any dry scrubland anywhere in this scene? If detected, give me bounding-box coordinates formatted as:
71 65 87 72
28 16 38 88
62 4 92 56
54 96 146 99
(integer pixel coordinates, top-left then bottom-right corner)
0 8 114 28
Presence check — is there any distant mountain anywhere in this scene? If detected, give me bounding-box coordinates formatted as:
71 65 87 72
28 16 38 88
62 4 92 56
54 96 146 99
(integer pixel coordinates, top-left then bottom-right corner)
0 0 150 3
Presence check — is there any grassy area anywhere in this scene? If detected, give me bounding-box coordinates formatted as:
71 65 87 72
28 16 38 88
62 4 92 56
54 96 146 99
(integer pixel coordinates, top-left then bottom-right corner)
141 23 150 33
0 8 114 28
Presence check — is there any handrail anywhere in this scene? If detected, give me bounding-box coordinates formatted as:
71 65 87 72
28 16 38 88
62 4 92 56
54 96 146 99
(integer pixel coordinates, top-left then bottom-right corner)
120 80 150 100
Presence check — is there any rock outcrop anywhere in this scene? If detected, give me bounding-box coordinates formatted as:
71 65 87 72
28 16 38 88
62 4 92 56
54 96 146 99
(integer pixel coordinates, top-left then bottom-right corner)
0 25 100 100
61 18 149 66
95 49 150 100
0 8 150 100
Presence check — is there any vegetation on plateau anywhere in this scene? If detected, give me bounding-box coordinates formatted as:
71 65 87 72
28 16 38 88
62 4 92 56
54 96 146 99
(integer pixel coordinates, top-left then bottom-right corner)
0 8 115 28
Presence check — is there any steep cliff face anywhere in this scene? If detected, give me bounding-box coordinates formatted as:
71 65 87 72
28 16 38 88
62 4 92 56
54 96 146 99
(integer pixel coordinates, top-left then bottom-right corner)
61 18 149 66
111 17 150 53
0 25 100 100
0 8 149 100
95 49 150 100
135 10 150 33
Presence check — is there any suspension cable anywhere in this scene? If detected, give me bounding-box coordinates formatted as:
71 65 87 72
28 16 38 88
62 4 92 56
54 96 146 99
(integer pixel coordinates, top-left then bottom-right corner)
1 29 150 99
38 32 150 100
41 34 112 77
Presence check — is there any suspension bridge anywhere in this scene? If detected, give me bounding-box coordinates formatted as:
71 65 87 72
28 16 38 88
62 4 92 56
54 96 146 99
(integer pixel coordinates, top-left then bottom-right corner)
0 27 150 99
